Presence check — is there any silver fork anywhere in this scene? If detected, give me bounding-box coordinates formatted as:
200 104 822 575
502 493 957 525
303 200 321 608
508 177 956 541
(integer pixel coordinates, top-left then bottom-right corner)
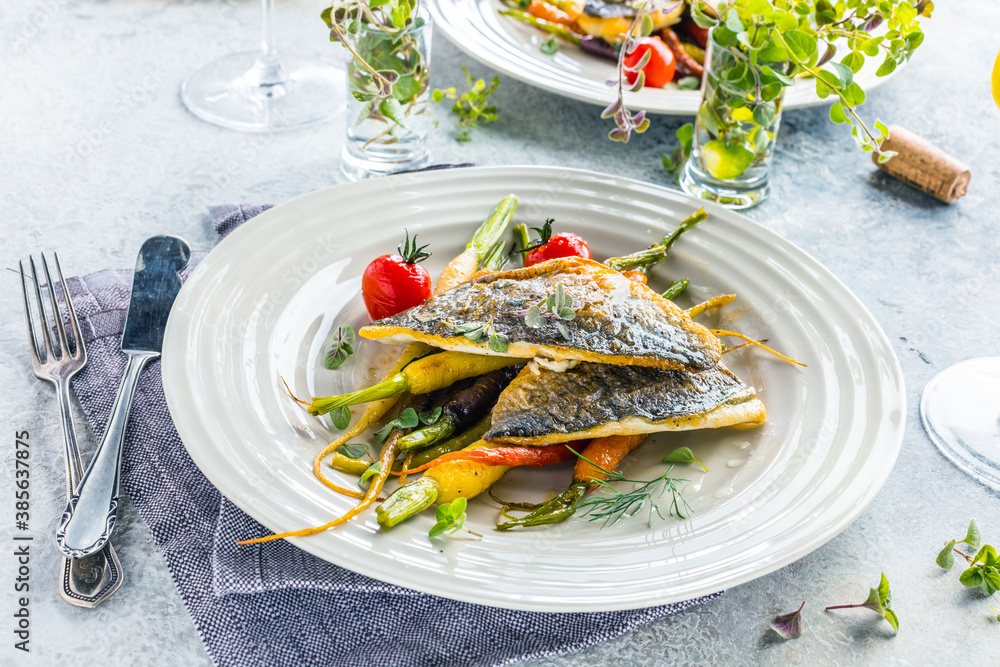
20 253 123 608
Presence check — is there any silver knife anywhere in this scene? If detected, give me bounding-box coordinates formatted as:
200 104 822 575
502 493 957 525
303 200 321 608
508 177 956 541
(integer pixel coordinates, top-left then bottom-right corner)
55 235 191 559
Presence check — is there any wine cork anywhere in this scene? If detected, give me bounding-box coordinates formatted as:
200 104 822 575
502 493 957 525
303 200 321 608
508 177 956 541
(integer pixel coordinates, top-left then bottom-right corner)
873 125 970 204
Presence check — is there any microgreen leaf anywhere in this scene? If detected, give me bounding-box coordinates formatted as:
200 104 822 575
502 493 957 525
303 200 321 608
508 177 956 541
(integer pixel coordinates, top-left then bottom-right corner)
826 573 898 632
429 497 479 539
324 325 356 369
962 519 982 551
937 539 956 570
331 405 351 430
359 461 382 486
374 407 421 443
337 443 368 459
488 332 510 353
662 446 708 473
770 602 805 640
539 37 559 55
419 407 443 425
525 305 544 328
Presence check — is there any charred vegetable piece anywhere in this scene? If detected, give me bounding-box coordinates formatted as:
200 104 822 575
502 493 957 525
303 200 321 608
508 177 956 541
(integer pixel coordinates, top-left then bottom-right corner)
398 364 525 451
496 434 645 529
307 351 522 416
500 9 583 44
604 208 707 273
377 440 587 530
660 28 704 78
360 256 722 373
579 35 617 60
398 414 493 471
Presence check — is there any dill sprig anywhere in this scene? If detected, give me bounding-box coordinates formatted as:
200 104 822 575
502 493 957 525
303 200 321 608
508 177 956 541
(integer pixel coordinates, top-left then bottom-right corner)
568 449 691 528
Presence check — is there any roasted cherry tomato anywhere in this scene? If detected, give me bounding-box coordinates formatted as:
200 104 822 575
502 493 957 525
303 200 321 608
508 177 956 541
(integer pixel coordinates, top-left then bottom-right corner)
362 231 432 320
623 37 676 89
523 219 592 267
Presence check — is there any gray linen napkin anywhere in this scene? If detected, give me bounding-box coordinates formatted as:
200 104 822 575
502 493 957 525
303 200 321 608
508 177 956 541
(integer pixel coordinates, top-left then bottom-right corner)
62 204 721 667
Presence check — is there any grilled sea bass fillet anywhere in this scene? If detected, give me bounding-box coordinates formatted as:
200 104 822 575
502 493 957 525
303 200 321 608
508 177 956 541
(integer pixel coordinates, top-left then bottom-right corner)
485 362 766 445
359 257 722 373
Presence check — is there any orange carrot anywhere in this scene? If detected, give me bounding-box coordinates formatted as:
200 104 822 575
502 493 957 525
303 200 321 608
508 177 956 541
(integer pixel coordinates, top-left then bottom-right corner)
573 434 646 488
528 0 576 27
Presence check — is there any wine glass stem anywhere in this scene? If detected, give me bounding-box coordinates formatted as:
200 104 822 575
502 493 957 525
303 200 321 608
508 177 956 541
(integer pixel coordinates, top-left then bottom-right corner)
248 0 288 89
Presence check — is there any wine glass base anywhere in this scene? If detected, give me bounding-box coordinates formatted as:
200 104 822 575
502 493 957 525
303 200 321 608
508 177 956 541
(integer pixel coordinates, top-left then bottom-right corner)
921 357 1000 491
182 52 343 132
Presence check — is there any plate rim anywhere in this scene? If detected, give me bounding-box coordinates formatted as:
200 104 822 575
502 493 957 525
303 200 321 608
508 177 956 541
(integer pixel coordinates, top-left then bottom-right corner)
163 165 906 611
426 0 901 115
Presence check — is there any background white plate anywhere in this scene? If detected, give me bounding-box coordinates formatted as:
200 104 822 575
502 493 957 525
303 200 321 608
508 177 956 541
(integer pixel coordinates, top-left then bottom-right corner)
428 0 898 114
162 166 905 612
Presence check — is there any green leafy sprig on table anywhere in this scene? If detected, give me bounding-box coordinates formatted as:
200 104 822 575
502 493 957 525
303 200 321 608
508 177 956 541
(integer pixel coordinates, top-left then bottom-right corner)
640 0 931 169
825 572 899 632
432 67 500 142
936 520 1000 618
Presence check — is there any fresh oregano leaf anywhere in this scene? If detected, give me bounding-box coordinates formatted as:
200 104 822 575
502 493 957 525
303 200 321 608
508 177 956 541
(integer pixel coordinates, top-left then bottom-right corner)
337 443 368 459
359 462 382 486
325 325 356 369
331 405 351 430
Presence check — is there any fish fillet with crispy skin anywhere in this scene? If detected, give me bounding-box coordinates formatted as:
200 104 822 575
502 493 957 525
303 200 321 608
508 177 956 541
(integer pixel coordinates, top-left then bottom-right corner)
359 257 722 373
484 362 766 445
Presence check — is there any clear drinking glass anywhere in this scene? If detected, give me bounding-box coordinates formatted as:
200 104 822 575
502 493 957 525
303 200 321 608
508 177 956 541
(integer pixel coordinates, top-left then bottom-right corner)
340 10 432 180
181 0 342 132
680 34 786 209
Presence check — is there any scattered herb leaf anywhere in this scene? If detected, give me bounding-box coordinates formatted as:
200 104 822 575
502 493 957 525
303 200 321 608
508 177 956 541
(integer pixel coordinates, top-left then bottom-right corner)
662 446 708 473
331 405 352 430
419 407 443 425
374 407 420 443
539 37 559 55
429 497 480 539
825 573 899 632
359 462 382 486
936 539 956 570
963 519 982 551
770 601 805 640
337 443 368 459
324 325 356 369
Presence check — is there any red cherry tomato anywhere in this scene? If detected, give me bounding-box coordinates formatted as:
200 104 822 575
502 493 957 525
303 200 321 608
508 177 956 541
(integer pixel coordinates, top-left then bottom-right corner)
524 232 592 267
624 37 676 89
362 233 433 320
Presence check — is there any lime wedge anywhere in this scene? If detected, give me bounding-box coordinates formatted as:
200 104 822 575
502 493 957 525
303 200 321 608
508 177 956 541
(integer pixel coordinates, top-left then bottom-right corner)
702 139 755 180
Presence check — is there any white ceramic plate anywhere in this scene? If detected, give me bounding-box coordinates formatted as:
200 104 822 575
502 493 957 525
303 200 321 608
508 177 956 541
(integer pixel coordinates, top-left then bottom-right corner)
428 0 897 114
162 166 904 612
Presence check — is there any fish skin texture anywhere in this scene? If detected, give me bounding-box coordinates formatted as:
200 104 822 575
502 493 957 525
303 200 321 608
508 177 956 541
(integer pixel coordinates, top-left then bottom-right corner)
484 362 766 445
359 257 722 373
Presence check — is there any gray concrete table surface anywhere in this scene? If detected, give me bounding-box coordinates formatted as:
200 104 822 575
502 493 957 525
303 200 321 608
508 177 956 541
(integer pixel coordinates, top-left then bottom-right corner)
2 0 998 665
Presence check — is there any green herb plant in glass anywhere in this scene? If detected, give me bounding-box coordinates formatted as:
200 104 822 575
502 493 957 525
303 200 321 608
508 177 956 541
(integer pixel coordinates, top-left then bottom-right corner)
607 1 932 209
325 0 433 179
